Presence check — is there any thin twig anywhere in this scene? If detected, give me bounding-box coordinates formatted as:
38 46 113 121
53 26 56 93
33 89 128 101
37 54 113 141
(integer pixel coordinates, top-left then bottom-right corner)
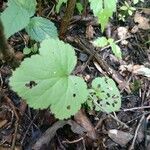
128 114 145 150
62 137 84 144
123 106 150 112
4 96 19 150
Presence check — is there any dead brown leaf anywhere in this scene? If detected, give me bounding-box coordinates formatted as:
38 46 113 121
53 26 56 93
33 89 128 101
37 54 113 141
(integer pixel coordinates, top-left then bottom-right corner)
134 12 150 30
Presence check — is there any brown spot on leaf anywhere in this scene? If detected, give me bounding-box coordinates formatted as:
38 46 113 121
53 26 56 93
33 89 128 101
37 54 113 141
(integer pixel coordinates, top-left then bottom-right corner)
67 105 71 110
25 81 37 89
73 93 76 97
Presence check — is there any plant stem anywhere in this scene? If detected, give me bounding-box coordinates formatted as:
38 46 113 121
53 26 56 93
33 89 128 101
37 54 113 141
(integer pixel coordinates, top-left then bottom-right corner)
59 0 76 39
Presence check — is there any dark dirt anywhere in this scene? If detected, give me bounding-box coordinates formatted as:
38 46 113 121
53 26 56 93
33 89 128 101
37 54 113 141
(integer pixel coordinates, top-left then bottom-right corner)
0 0 150 150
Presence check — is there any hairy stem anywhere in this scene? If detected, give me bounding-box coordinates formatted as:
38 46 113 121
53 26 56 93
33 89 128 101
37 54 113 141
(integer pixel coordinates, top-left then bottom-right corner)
59 0 76 39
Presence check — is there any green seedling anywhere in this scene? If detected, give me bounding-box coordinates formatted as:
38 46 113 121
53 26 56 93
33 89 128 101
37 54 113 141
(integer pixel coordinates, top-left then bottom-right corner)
119 1 136 21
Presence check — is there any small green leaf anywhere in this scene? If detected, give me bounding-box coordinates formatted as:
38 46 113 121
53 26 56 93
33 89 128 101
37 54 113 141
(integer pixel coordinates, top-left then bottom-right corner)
26 17 58 42
98 9 112 32
130 7 136 11
128 9 133 16
56 0 67 13
89 77 121 113
133 0 139 4
124 1 130 7
89 0 117 32
9 38 88 119
120 6 128 10
110 43 122 59
108 38 114 44
92 37 108 47
89 0 103 16
31 43 38 53
108 38 122 59
23 47 31 55
76 2 83 14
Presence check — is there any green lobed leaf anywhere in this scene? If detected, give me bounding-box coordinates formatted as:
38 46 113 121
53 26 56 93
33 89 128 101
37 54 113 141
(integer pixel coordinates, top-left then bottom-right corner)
9 38 88 119
89 77 121 113
15 0 37 16
26 17 58 42
1 0 36 38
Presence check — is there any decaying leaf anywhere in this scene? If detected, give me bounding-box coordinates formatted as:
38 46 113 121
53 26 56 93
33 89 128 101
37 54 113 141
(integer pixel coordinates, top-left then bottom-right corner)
134 12 150 30
32 120 86 150
108 129 133 146
119 64 150 78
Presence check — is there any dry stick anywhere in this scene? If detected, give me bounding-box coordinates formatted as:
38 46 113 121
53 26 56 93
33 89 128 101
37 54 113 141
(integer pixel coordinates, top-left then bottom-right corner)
128 114 145 150
62 137 84 144
123 106 150 112
59 0 76 39
4 96 19 150
73 37 129 90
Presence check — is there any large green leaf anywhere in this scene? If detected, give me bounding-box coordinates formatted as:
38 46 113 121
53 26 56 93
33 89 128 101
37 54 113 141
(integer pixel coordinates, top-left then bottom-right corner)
9 39 88 119
1 0 36 38
89 77 121 113
26 17 58 42
15 0 36 16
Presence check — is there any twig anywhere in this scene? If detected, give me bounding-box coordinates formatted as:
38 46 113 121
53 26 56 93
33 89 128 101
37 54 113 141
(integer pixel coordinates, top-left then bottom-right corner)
62 137 84 144
4 96 19 150
123 106 150 112
128 114 145 150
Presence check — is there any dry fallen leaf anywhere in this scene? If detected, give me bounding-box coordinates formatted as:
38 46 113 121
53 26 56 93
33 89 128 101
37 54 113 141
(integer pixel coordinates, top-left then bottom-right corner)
117 27 129 45
119 64 150 78
108 129 133 146
74 109 97 140
134 12 150 30
86 24 95 39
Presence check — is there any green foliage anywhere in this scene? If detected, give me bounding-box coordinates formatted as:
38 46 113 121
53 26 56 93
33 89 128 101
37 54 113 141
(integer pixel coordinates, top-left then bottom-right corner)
4 0 123 119
92 37 122 59
56 0 67 13
9 38 88 119
1 0 36 38
56 0 83 14
133 0 144 4
76 2 83 14
119 1 136 21
89 0 117 31
88 77 121 113
23 43 38 55
25 17 58 42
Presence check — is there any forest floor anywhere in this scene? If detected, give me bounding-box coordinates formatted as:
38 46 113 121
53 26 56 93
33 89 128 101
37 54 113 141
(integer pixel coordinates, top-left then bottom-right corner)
0 0 150 150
